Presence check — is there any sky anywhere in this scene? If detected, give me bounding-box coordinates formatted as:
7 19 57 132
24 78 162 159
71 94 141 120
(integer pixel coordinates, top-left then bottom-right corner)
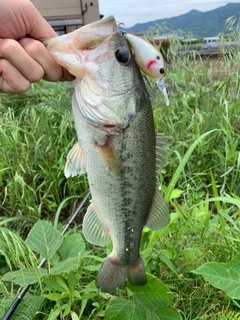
98 0 240 28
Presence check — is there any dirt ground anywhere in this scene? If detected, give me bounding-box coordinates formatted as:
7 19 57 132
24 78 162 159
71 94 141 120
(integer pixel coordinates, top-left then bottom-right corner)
202 54 239 80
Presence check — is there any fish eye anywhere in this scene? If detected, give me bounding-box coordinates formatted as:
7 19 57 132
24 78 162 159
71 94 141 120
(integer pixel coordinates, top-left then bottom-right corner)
159 68 165 75
156 55 160 60
115 48 130 64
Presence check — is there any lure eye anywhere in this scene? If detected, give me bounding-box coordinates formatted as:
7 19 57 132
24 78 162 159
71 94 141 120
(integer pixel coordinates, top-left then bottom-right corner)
159 68 165 75
115 48 130 65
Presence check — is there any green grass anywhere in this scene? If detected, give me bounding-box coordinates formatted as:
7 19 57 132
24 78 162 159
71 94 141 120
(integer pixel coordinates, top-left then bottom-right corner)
0 34 240 319
0 82 88 224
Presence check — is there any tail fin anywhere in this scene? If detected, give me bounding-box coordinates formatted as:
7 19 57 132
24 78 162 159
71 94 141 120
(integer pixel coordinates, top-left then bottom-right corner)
96 256 147 294
129 257 147 286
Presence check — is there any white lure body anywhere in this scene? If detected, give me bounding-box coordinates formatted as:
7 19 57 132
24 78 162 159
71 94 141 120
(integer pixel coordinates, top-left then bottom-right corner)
125 33 169 106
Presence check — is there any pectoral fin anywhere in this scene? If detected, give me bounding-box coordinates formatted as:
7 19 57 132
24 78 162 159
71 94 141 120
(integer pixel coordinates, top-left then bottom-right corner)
146 187 170 230
64 142 86 178
83 201 110 246
95 136 122 177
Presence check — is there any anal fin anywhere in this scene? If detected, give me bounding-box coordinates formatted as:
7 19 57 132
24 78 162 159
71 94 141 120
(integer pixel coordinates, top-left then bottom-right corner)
83 201 110 246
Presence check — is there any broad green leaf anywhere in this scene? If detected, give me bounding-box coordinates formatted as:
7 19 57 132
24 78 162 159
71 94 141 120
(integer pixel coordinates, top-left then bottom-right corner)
45 275 70 295
47 307 61 320
84 254 104 262
13 293 44 320
46 293 66 301
63 299 72 317
71 311 79 320
128 274 174 310
193 254 240 299
148 306 182 319
105 275 181 320
59 233 85 260
81 293 98 300
83 264 101 271
54 274 70 292
71 290 81 299
105 275 180 320
0 293 44 320
2 267 47 286
26 220 63 260
79 299 88 319
169 189 183 200
50 257 79 275
44 276 69 293
105 297 146 320
68 271 79 292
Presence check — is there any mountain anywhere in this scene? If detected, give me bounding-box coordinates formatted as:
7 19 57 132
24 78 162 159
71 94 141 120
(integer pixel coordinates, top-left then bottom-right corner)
123 3 240 37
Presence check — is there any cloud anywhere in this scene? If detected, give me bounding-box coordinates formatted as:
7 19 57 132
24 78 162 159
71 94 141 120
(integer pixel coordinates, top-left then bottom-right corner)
98 0 240 27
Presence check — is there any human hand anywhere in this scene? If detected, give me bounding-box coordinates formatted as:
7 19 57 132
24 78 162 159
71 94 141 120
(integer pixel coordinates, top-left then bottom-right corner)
0 0 75 93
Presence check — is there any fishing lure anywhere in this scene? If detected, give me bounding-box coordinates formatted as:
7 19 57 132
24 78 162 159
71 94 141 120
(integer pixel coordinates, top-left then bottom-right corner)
125 33 169 106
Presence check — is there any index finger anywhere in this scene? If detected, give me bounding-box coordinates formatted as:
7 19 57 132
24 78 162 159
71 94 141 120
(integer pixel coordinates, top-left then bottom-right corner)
25 2 58 40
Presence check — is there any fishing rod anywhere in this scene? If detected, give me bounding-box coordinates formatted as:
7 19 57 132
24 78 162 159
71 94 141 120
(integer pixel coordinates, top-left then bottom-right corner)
2 190 91 320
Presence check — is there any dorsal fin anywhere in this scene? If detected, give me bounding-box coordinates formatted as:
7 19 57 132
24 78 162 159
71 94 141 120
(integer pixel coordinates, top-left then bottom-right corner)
146 187 169 230
146 134 170 230
156 133 168 173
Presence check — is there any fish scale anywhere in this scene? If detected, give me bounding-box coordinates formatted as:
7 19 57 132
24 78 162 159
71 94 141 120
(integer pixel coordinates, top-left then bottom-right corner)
44 15 170 294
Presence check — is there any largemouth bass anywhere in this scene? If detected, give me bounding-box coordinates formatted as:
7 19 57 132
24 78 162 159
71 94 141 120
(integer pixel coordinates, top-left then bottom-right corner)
44 16 170 294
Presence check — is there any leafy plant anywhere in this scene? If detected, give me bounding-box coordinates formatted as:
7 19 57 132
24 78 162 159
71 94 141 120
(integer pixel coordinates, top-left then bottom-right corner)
193 254 240 301
1 220 181 319
105 274 181 320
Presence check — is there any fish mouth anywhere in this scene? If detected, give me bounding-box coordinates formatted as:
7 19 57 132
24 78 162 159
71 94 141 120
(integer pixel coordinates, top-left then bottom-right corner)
43 16 118 78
